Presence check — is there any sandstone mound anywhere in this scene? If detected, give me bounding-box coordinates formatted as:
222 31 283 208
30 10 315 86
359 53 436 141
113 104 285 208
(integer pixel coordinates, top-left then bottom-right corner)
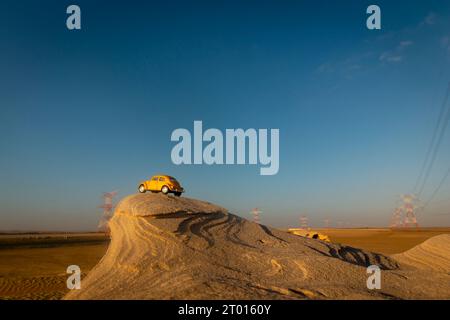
392 234 450 272
64 194 450 300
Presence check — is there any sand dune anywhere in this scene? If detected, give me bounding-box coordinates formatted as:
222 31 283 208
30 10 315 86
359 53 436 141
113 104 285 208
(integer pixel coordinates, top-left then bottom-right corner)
393 234 450 272
64 194 450 300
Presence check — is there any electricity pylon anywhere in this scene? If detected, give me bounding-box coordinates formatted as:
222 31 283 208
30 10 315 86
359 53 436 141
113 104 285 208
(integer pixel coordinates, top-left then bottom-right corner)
402 194 419 228
98 191 118 232
390 207 404 228
390 194 420 228
300 216 309 229
251 208 261 224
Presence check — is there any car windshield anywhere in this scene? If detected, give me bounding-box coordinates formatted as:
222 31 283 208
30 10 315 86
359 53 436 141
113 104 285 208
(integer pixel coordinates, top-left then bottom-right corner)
169 177 177 182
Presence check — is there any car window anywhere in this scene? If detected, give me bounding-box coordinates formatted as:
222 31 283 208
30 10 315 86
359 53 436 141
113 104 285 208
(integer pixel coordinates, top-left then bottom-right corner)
159 177 165 181
169 177 177 182
152 177 158 181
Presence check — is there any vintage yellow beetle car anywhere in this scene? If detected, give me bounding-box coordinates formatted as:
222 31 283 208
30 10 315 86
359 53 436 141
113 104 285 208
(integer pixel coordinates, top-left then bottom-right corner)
138 175 184 196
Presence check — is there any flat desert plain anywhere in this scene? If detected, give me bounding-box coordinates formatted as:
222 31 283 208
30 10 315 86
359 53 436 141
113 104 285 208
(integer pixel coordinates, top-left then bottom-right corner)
316 228 450 255
0 233 109 299
0 199 449 299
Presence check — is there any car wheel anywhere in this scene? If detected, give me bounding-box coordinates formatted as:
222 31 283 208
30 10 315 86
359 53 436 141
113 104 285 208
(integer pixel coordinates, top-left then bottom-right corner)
161 186 169 194
138 185 146 193
174 192 181 197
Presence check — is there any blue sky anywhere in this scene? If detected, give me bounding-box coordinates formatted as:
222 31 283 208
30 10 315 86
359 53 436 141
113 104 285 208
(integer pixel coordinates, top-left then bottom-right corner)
1 0 450 230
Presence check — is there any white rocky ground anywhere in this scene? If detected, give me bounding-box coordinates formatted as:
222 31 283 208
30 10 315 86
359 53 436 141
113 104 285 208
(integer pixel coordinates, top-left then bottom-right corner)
65 193 450 300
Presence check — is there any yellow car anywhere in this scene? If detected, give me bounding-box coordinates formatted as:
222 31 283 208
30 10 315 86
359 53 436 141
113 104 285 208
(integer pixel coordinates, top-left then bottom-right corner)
138 175 184 196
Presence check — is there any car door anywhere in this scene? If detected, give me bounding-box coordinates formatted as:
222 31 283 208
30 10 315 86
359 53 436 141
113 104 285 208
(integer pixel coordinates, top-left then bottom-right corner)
149 176 159 191
158 176 166 190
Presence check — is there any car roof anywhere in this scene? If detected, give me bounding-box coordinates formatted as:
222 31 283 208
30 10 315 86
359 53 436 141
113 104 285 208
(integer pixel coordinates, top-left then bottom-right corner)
152 174 173 178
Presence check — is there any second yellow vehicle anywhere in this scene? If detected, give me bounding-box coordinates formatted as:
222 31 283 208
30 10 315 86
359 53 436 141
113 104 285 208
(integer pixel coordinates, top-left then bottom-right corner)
138 175 184 196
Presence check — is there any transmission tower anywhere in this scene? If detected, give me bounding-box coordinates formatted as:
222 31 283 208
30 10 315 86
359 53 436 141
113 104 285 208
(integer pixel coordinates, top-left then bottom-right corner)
390 207 404 228
98 191 118 231
402 194 419 228
390 194 420 228
251 208 261 224
300 216 309 229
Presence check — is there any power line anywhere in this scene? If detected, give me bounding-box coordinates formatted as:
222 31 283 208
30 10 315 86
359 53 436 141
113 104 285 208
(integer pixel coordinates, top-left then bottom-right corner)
417 83 450 197
413 72 446 193
422 165 450 210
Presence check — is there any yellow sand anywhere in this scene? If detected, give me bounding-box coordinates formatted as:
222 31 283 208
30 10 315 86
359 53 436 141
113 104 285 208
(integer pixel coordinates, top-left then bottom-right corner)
393 234 450 272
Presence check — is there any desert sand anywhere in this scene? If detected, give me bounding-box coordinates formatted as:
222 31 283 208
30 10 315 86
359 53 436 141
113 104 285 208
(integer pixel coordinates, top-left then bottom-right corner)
0 235 108 300
317 228 450 254
64 193 450 300
393 234 450 272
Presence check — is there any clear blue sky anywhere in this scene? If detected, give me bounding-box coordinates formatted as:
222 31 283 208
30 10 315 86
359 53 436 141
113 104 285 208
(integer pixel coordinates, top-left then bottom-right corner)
1 0 450 231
